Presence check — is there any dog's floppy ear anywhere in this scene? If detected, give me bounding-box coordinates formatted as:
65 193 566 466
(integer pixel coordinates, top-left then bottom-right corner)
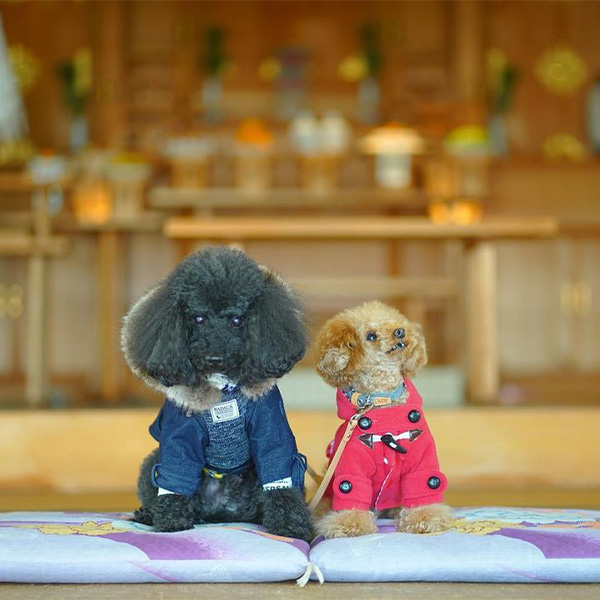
121 283 196 388
241 269 307 384
316 314 362 386
402 320 428 378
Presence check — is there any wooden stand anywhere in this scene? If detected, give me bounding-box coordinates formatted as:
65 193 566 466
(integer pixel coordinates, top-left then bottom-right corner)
234 153 272 192
170 157 210 189
299 155 341 193
0 178 70 406
164 215 558 404
56 214 164 404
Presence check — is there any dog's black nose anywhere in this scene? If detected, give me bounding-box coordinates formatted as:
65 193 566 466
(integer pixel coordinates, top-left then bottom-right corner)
394 328 406 339
205 356 224 369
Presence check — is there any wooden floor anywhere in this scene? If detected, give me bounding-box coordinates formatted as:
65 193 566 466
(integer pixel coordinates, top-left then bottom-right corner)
2 487 600 512
2 582 600 599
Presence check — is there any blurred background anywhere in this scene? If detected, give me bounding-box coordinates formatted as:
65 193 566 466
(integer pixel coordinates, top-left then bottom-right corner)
0 0 599 510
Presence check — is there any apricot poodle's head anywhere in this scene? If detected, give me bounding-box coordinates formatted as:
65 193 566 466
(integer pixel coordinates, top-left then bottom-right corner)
315 301 427 393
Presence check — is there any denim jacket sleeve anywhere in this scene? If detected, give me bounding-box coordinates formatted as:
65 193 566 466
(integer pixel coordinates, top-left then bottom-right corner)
149 400 207 496
247 386 305 489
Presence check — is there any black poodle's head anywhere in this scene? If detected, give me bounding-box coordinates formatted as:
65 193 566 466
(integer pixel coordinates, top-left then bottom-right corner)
122 246 307 390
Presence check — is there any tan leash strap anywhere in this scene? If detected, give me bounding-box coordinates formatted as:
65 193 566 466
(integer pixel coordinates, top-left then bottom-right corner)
308 406 372 512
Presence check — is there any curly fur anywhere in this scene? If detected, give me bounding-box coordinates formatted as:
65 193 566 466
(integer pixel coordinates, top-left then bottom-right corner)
395 503 455 534
122 246 311 539
316 509 378 538
314 301 452 538
135 447 265 529
122 247 307 405
261 487 314 542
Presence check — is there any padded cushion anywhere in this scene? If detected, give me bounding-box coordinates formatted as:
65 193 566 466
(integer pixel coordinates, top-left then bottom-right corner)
1 508 599 583
310 507 600 582
0 512 309 583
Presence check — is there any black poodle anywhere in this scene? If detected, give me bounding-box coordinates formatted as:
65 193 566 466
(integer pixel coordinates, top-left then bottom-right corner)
121 246 313 541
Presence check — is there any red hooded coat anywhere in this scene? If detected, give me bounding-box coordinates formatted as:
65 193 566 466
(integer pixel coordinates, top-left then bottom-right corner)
325 378 448 511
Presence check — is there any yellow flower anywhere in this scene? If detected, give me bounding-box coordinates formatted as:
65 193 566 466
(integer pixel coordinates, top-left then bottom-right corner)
73 48 92 96
258 58 281 82
451 519 514 535
338 54 368 83
20 521 128 536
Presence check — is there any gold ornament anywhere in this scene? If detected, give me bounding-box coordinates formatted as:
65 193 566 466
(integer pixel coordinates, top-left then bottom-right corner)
338 54 368 82
9 44 40 93
258 57 281 82
535 45 587 96
542 133 585 161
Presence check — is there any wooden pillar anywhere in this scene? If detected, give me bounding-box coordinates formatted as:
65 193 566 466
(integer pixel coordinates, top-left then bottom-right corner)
451 0 487 117
465 240 499 404
25 188 51 406
444 240 464 365
98 230 122 403
25 255 46 406
89 0 126 147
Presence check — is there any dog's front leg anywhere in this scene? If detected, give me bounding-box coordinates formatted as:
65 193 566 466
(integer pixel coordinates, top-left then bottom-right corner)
395 503 454 534
315 509 378 538
151 494 195 532
261 488 314 542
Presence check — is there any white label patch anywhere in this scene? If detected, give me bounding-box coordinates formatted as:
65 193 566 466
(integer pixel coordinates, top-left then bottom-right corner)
263 477 293 491
210 399 240 423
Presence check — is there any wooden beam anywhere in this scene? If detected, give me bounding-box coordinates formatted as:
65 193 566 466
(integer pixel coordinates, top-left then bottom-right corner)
290 277 459 299
149 186 428 211
164 216 558 241
0 232 69 256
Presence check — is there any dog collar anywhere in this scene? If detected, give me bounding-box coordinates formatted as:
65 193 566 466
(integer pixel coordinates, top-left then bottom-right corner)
347 382 407 409
207 373 238 393
203 467 224 479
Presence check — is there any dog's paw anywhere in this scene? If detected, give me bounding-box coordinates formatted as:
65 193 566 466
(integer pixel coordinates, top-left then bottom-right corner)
316 509 378 538
395 503 454 534
151 494 195 532
261 487 314 542
132 505 154 526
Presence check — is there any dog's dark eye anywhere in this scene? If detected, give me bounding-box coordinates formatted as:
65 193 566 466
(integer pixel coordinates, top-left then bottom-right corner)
366 331 377 342
230 316 244 328
394 328 406 339
194 315 206 325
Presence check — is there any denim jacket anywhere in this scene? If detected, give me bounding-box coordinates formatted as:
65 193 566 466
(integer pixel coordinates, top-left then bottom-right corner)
149 385 306 496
